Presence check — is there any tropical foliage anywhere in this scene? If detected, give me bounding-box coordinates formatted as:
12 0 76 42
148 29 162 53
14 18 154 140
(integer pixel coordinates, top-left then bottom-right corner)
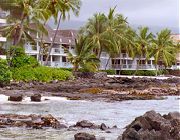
11 66 73 82
151 29 177 68
0 59 12 86
0 1 178 75
67 35 100 72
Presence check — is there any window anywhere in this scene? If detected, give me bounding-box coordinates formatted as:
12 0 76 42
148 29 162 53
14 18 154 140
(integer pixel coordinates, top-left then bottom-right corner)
52 56 60 62
122 59 126 64
62 56 67 62
147 60 151 64
54 48 60 53
43 55 50 61
127 60 133 64
30 42 37 50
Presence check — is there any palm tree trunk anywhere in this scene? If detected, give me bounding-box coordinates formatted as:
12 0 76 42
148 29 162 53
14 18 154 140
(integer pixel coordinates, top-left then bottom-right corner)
9 12 25 66
134 56 141 75
45 13 62 65
73 63 79 72
155 64 158 76
14 11 25 45
38 21 48 64
105 57 110 70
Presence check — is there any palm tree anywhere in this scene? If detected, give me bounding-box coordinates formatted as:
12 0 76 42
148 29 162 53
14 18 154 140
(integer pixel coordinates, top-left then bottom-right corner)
151 29 176 74
80 13 107 58
0 0 50 66
67 35 100 72
81 7 134 72
134 27 154 71
44 0 82 65
0 0 49 46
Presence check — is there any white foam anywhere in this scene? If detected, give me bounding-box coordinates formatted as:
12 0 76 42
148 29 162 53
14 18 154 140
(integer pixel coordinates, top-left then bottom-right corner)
0 94 9 102
0 94 68 104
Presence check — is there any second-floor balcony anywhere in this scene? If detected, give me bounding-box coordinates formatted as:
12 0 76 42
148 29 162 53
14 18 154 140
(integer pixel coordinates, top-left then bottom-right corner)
0 36 6 42
51 48 75 55
42 61 73 68
111 64 156 70
51 48 64 55
0 19 6 24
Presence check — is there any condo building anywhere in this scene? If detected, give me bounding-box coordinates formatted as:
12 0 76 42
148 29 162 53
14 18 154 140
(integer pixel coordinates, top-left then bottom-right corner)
25 24 77 68
0 10 7 59
0 12 179 72
24 25 179 72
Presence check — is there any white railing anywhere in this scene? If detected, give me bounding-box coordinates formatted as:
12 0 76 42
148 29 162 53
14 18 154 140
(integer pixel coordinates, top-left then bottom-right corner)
0 19 6 24
41 61 73 68
51 48 64 54
51 48 76 55
0 37 6 42
111 64 156 70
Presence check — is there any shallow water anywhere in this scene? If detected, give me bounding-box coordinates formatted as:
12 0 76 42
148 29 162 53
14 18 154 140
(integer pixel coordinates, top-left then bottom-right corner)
0 95 179 140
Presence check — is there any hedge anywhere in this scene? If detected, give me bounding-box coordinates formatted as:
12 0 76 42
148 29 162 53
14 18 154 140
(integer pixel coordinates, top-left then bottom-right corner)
12 66 73 82
0 59 12 86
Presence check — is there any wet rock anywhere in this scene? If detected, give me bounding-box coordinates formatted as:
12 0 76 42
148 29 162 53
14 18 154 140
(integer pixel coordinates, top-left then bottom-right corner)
73 72 94 79
74 120 97 129
0 114 65 129
120 110 180 140
31 94 41 102
74 132 96 140
100 123 108 130
8 95 23 102
93 72 107 79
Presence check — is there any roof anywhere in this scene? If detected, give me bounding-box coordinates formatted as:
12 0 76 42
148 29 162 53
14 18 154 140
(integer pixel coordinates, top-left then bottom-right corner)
171 34 180 43
28 23 77 45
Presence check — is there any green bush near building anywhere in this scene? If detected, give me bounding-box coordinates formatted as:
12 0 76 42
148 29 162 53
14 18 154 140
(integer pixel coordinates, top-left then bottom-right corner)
100 69 116 75
12 66 73 82
0 59 12 86
9 46 39 68
120 70 167 76
7 46 73 82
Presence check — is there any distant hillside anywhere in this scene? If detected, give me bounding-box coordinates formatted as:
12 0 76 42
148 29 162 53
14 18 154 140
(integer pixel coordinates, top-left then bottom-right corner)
48 20 179 34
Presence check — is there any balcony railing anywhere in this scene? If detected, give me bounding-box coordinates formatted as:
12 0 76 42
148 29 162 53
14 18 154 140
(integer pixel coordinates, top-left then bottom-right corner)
41 61 73 68
111 64 156 70
0 37 6 42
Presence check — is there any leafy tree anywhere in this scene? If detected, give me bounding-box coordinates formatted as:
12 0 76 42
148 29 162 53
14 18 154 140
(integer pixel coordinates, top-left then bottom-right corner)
151 29 176 74
44 0 82 65
134 27 154 70
80 7 134 71
9 46 39 68
67 35 100 72
0 59 12 86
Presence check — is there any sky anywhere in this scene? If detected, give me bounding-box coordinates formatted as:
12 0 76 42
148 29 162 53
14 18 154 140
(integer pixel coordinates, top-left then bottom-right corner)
50 0 179 33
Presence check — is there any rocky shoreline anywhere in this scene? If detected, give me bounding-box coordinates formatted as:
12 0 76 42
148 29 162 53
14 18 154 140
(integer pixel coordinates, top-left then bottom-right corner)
0 76 179 102
0 111 179 140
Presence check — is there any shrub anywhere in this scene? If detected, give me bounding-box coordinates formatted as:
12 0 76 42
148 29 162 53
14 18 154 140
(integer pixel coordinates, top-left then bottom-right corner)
59 68 73 72
120 70 165 76
9 46 39 68
120 70 135 75
100 69 116 75
11 55 39 68
12 66 73 82
0 59 12 86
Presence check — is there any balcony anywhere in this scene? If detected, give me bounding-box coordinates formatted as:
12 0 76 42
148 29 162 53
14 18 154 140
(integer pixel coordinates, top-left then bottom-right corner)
42 61 73 68
51 48 64 55
111 64 156 70
51 48 76 55
0 19 6 24
0 37 6 42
